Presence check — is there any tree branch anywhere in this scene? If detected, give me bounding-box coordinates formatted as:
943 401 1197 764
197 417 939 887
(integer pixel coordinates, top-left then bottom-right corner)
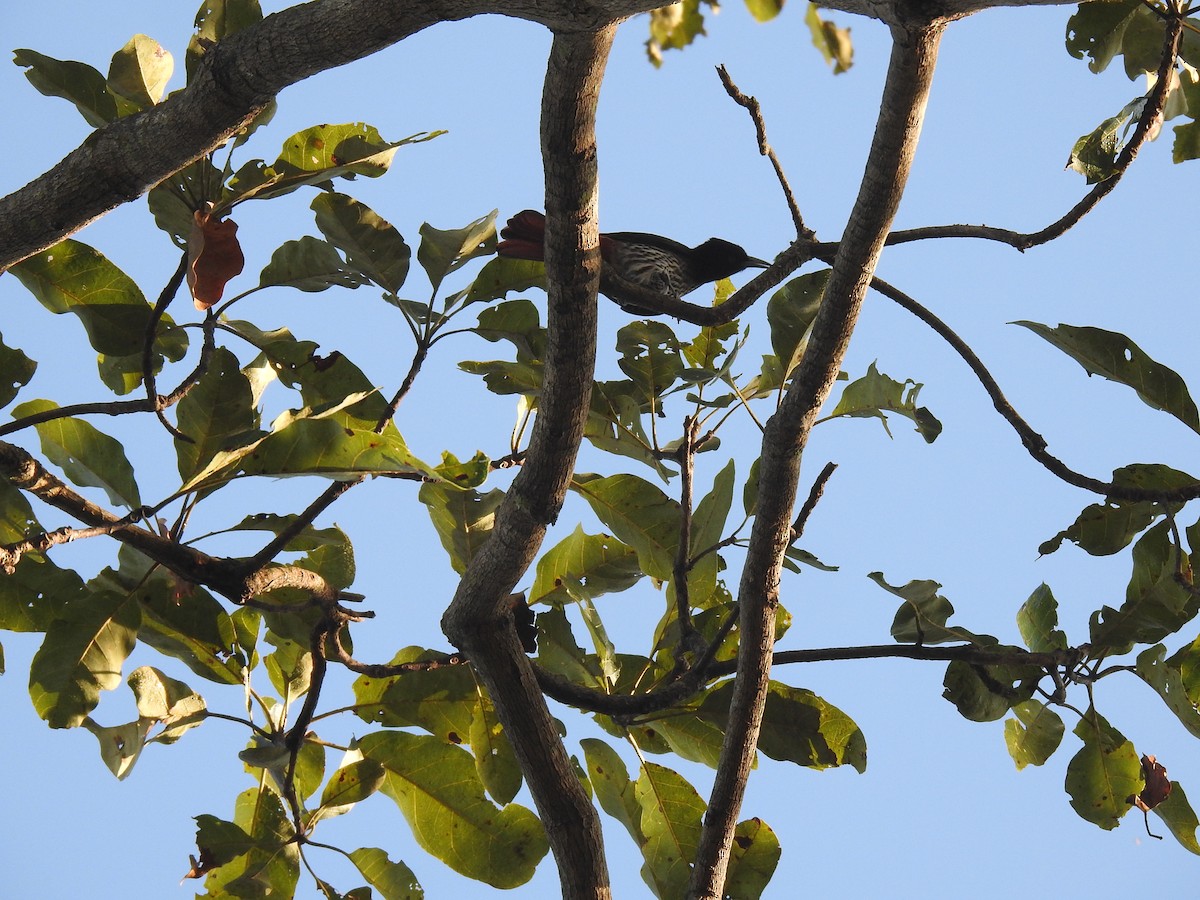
440 25 615 900
688 20 947 899
0 0 670 273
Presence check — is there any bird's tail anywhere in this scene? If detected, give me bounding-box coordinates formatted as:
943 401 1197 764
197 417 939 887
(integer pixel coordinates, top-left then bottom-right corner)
496 209 546 260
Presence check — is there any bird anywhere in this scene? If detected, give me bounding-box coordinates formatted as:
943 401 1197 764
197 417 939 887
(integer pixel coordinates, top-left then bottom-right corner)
496 209 769 313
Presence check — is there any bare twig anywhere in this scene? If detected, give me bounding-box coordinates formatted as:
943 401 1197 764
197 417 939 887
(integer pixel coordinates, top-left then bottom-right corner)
716 64 810 239
790 461 837 541
870 274 1200 503
143 251 191 441
885 10 1183 252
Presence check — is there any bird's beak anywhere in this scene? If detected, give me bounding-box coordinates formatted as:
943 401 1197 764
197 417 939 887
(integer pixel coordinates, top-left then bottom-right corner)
747 257 770 269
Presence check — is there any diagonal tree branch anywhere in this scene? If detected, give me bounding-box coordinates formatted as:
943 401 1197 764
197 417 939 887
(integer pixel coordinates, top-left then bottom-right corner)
440 24 615 900
688 17 948 899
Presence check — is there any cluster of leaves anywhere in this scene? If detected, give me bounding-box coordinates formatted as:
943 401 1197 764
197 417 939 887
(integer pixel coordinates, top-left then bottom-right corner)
6 1 1200 898
645 0 852 72
1066 0 1200 177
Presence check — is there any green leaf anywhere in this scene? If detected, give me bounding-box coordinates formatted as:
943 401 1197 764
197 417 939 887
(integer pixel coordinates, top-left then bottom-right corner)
805 4 853 73
581 738 644 840
135 566 243 686
187 0 264 83
745 0 784 22
417 212 497 293
647 711 728 769
699 680 867 772
82 716 151 779
1065 97 1145 183
1004 699 1065 769
359 730 548 888
0 334 36 408
827 362 941 443
222 318 391 429
10 240 161 357
312 193 410 294
725 817 781 899
691 459 735 564
1066 0 1148 74
942 659 1039 722
29 589 141 728
573 474 681 581
228 124 443 204
464 256 547 305
13 48 116 126
682 318 740 373
175 346 263 487
203 788 299 897
258 236 369 292
1014 322 1200 434
314 757 387 822
1016 583 1068 652
535 606 598 687
418 483 504 575
107 34 173 109
348 847 424 900
634 761 705 898
469 701 522 806
264 636 312 706
529 526 642 605
127 665 206 743
616 321 684 402
767 269 828 382
12 399 140 508
1153 782 1200 855
1089 520 1200 651
193 814 256 870
870 572 993 646
1135 644 1200 739
646 0 707 67
1065 710 1141 830
244 419 439 480
352 647 477 742
586 380 667 477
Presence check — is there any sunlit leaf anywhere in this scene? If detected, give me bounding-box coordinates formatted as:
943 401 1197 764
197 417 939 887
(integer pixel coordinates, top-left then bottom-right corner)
725 817 781 899
348 847 424 900
1065 710 1141 829
107 34 173 108
573 473 681 581
826 362 941 442
635 761 705 898
1016 583 1068 652
187 0 264 82
870 572 994 646
359 730 548 888
418 483 504 575
1004 699 1065 769
417 211 497 293
1089 521 1200 652
529 526 642 605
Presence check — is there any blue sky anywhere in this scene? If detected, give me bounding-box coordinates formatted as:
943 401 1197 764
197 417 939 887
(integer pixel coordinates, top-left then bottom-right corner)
2 2 1198 897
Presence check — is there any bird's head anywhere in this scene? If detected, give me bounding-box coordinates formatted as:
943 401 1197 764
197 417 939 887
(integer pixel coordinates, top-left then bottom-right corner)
693 238 770 281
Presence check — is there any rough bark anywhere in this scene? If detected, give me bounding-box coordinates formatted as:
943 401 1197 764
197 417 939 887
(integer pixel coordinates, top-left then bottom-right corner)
439 24 614 900
687 17 947 899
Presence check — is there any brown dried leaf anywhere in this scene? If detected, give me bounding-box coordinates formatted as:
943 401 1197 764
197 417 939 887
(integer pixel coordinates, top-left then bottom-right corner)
1133 754 1173 812
187 208 244 310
